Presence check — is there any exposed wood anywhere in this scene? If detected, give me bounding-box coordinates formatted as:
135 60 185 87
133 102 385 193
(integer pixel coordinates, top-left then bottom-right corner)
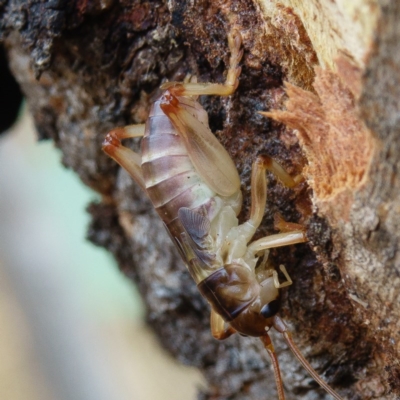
1 0 399 398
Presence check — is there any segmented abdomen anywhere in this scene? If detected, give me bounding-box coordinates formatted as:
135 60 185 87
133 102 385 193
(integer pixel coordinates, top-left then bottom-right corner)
141 97 215 236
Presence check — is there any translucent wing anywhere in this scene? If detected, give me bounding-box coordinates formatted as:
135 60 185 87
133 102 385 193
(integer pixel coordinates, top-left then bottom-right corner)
173 208 219 284
160 95 241 197
178 207 211 249
178 208 215 263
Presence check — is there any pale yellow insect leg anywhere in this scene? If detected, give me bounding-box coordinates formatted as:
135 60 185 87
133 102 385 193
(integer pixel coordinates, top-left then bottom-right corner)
210 309 236 340
112 124 146 139
239 155 305 243
247 231 306 255
161 102 241 197
160 30 243 97
272 265 293 289
102 125 146 191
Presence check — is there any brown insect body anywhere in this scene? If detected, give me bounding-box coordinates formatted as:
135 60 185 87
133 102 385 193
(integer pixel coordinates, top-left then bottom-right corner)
197 264 279 337
141 92 240 244
103 30 344 400
139 91 283 338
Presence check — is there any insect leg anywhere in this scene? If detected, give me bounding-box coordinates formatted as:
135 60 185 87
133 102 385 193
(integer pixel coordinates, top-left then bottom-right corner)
247 231 306 255
239 155 306 242
210 309 236 340
259 154 303 188
160 30 243 97
106 124 146 139
243 156 307 251
274 212 305 233
102 125 146 191
272 265 293 288
260 334 286 400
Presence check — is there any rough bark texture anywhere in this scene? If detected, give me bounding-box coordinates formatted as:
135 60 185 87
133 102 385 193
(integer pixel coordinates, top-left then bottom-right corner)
0 44 22 133
1 0 399 399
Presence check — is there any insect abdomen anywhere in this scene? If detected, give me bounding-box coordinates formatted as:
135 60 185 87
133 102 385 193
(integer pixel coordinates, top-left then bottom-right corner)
141 98 215 229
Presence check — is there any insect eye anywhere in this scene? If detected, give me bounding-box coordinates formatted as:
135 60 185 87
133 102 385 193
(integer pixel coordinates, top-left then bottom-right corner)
260 299 280 318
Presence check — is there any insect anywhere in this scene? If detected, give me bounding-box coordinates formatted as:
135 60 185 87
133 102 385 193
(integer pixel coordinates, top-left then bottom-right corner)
103 30 343 400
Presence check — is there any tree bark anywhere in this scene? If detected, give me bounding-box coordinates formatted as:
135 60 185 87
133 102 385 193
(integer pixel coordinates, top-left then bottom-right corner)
1 0 399 399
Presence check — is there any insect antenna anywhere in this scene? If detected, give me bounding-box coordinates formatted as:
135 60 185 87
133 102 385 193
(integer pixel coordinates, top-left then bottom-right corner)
273 316 344 400
281 331 344 400
260 334 286 400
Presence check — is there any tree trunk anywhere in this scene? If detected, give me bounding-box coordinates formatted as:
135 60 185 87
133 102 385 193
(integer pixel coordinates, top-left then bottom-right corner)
1 0 399 399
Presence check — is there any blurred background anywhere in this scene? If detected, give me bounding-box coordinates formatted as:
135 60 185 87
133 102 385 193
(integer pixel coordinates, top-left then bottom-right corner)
0 108 204 400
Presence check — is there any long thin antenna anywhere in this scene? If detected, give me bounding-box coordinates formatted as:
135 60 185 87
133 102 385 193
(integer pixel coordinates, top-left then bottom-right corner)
260 334 286 400
273 316 344 400
282 331 344 400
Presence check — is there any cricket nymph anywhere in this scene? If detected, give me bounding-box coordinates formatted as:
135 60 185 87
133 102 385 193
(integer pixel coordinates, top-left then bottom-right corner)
103 29 343 400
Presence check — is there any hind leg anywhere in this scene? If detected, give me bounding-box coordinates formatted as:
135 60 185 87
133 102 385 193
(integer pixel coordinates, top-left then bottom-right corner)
102 124 146 191
161 30 243 97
